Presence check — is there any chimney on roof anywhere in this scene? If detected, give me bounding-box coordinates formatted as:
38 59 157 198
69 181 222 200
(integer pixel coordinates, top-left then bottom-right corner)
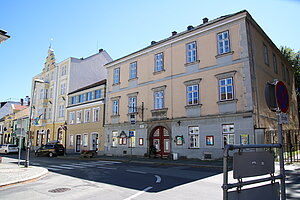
99 49 103 53
20 98 24 106
25 96 30 106
187 25 194 31
172 31 177 36
151 41 157 45
202 17 209 24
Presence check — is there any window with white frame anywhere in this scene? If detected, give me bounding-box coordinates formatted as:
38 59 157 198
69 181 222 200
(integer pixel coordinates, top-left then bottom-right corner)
112 131 118 147
186 41 197 63
129 62 137 79
154 91 164 109
95 89 102 99
128 130 136 147
60 83 66 95
128 96 137 113
84 109 90 123
112 100 119 115
217 31 230 54
187 84 199 105
93 107 100 122
78 94 85 103
113 68 120 84
45 89 48 99
273 53 278 74
71 96 76 105
69 112 75 124
86 92 93 101
155 52 164 72
61 65 66 76
83 134 88 147
222 124 234 147
48 108 51 119
76 110 82 124
219 77 234 101
69 135 74 146
40 89 44 99
188 126 199 148
263 44 269 65
58 105 64 118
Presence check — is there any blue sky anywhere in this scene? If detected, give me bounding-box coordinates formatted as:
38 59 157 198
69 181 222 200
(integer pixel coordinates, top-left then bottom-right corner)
0 0 299 102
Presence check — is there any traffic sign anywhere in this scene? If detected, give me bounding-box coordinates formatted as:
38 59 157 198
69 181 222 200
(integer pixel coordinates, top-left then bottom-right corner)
275 81 289 113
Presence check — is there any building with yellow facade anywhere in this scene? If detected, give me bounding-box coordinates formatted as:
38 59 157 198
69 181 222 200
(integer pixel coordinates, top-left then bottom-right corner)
31 48 112 150
66 80 106 154
104 10 299 159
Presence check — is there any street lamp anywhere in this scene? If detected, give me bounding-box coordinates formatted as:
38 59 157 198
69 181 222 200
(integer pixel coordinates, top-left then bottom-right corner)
25 79 45 168
61 121 67 156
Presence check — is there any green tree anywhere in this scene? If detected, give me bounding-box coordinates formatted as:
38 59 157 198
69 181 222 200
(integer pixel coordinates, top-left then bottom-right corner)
280 46 300 119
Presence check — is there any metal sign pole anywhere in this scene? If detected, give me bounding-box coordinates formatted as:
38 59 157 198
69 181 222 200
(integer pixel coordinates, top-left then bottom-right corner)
277 110 286 200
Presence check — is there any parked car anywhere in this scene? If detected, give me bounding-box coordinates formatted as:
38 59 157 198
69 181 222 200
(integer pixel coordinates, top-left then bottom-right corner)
0 144 19 154
35 142 65 157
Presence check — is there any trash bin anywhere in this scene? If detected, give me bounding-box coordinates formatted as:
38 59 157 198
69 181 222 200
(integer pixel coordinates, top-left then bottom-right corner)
172 153 178 160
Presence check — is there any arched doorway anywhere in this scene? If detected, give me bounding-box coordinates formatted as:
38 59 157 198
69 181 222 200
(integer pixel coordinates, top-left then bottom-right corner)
46 129 51 143
57 128 63 144
150 126 171 158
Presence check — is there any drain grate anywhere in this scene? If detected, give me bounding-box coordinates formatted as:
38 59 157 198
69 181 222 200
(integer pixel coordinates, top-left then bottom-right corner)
48 188 71 193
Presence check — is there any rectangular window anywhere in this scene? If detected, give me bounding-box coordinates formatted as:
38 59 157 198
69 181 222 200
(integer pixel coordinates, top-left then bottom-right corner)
83 134 88 147
69 135 74 146
76 110 82 124
273 54 278 74
206 136 214 146
95 89 102 99
119 137 127 145
128 130 136 147
187 84 199 105
128 96 137 113
263 44 269 65
186 41 197 63
281 63 286 81
217 31 230 54
45 89 48 99
139 138 144 146
112 100 119 115
154 91 164 109
71 96 76 104
219 77 234 101
188 126 199 148
51 71 54 80
60 83 66 95
78 94 85 103
155 52 164 72
93 107 100 122
113 68 120 84
222 124 234 147
61 65 66 76
69 112 75 124
84 109 90 123
240 134 249 145
48 108 51 120
40 89 44 99
129 62 137 79
59 105 64 118
50 88 53 98
86 92 93 101
43 108 47 120
112 131 118 147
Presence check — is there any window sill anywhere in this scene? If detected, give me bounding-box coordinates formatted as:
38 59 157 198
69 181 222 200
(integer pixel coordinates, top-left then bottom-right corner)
111 115 120 118
185 104 202 109
153 69 165 75
112 82 120 86
184 60 200 67
128 77 138 82
217 99 238 105
215 51 234 59
127 112 138 116
188 147 200 149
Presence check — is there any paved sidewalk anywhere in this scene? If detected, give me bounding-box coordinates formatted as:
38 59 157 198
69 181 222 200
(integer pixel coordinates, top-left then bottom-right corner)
0 157 48 187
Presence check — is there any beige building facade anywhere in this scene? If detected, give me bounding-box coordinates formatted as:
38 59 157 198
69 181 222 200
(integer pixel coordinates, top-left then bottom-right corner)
31 48 112 149
104 10 299 159
66 80 106 154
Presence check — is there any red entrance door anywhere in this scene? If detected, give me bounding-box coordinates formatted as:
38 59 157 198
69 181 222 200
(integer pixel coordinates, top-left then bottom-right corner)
151 126 170 158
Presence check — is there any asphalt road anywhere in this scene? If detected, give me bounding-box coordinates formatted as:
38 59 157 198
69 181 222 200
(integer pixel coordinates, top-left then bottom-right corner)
0 154 223 200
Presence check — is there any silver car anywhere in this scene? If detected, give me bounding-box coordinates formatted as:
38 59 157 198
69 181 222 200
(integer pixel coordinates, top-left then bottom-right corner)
0 144 19 154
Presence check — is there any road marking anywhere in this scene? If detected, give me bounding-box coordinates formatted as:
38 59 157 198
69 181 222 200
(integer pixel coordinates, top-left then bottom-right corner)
155 175 161 183
126 170 147 174
46 167 62 171
124 186 153 200
60 164 85 168
49 165 74 169
97 166 117 170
